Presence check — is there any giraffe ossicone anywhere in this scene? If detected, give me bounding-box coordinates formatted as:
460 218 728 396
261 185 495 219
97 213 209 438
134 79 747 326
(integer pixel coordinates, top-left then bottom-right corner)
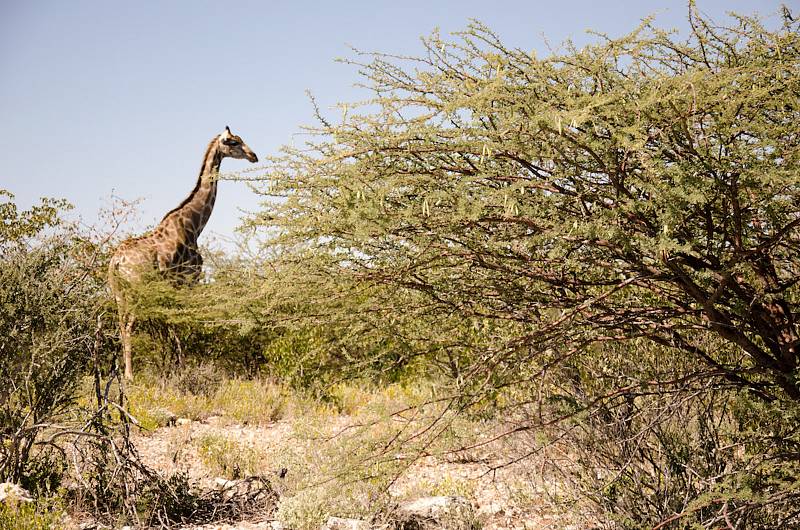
108 127 258 380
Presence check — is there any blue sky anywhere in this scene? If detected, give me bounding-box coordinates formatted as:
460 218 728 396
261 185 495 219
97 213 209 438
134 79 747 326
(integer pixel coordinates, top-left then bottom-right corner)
0 0 789 249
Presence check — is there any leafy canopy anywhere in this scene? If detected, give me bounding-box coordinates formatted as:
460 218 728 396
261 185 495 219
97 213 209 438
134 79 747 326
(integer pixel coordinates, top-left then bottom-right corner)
254 10 800 401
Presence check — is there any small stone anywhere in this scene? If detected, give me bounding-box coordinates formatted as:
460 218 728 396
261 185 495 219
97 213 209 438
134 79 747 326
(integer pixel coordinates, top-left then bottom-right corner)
0 482 33 505
176 417 192 426
397 496 474 525
214 477 235 489
321 517 371 530
214 477 243 500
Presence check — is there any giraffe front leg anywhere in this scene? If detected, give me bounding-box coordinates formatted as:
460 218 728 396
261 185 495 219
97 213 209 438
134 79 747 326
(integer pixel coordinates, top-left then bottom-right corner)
168 326 185 369
122 312 135 380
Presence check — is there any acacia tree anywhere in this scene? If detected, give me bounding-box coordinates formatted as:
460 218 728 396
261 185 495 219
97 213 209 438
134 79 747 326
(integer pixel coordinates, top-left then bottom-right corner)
257 8 800 403
242 7 800 526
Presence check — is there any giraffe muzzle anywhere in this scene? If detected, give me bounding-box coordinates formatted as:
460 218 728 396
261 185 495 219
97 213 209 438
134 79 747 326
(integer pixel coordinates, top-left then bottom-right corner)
247 151 258 163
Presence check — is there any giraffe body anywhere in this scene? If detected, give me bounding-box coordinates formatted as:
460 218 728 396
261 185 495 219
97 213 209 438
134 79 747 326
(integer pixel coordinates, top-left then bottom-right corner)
109 127 257 379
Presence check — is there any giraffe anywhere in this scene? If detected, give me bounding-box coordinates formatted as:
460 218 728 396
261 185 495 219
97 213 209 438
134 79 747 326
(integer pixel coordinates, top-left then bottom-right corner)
108 126 258 380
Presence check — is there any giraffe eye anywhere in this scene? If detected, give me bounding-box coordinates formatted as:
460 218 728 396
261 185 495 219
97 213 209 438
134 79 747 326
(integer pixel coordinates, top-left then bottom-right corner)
222 138 239 147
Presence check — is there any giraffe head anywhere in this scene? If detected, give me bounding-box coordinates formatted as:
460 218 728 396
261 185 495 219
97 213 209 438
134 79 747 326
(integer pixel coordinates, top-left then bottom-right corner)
218 126 258 163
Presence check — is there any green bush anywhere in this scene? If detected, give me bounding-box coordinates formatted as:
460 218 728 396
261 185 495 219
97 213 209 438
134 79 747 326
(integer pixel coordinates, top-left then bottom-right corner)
0 498 65 530
0 191 113 491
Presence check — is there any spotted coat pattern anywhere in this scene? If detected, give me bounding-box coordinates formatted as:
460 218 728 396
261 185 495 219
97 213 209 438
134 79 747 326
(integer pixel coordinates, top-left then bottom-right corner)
109 127 257 379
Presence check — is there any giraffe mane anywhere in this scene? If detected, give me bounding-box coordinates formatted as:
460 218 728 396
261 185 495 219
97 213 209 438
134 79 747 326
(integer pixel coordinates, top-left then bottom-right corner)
158 135 221 223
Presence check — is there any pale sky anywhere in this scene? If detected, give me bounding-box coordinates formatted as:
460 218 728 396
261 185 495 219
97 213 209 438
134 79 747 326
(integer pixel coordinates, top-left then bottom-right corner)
0 0 789 250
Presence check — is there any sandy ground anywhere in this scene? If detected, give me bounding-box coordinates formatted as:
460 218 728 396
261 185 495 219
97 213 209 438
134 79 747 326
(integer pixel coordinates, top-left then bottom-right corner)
131 414 593 530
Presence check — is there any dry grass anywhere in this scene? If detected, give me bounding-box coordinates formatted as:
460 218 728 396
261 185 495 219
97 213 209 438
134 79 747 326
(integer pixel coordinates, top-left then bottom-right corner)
124 375 320 430
196 433 266 479
114 371 588 529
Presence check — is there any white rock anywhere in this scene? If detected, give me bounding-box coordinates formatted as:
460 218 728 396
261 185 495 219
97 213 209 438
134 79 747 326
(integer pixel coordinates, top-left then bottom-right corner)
214 477 235 489
397 495 474 520
321 516 371 530
0 482 33 504
176 417 192 426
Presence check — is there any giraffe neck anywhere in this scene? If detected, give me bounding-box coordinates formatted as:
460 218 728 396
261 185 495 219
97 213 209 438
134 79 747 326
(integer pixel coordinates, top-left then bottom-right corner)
158 136 223 245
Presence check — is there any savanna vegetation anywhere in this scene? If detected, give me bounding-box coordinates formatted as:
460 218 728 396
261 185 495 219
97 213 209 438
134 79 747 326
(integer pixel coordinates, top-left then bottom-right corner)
2 5 799 529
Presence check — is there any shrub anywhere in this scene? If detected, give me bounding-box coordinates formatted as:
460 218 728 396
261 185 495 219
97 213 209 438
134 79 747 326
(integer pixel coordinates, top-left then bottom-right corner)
0 191 112 490
0 498 66 530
